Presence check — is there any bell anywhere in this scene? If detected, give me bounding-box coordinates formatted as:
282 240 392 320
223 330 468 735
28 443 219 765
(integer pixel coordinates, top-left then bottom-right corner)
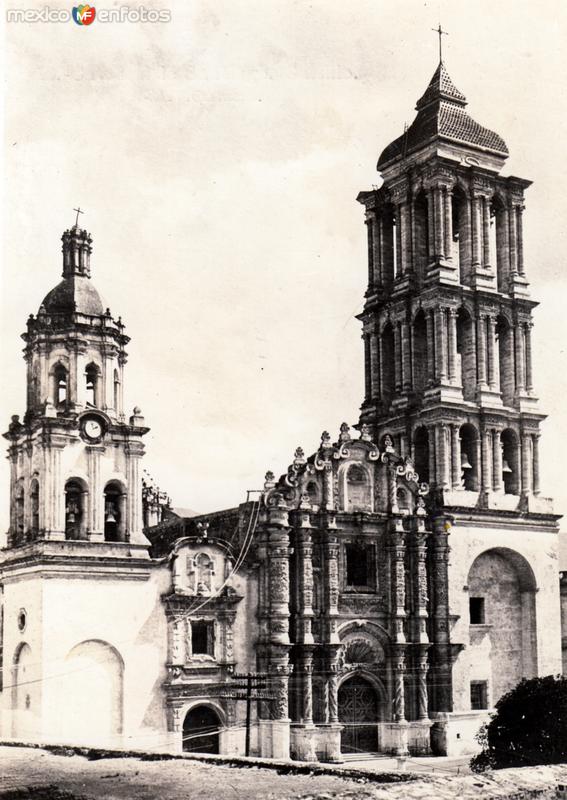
105 502 117 523
66 510 75 523
461 452 473 470
502 459 513 474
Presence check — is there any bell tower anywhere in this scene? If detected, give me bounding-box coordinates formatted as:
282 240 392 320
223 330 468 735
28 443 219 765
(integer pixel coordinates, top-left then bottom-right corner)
4 219 149 548
357 59 545 510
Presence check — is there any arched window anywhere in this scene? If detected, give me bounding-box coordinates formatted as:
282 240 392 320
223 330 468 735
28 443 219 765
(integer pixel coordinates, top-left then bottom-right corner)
104 481 126 542
85 363 99 407
501 429 519 495
305 480 320 507
380 204 395 288
457 308 476 401
451 186 470 283
345 464 371 512
492 196 509 293
413 426 430 484
413 191 430 280
30 480 39 538
54 364 68 406
460 423 479 491
412 311 428 392
496 316 514 405
65 479 87 540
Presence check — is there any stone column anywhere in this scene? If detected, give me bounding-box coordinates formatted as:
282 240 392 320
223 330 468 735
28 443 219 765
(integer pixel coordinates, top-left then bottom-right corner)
476 314 488 390
394 322 402 391
323 526 340 644
400 201 411 274
268 517 291 647
450 424 461 489
370 332 381 399
521 433 532 496
524 323 533 393
430 515 453 713
365 217 374 288
395 205 403 277
326 648 341 724
482 196 491 268
436 424 450 489
508 203 518 274
447 308 458 385
471 195 481 267
393 645 406 722
486 315 497 391
296 515 315 646
302 648 314 724
417 647 429 720
481 429 493 493
427 425 436 485
515 324 526 394
363 334 371 402
426 310 435 385
434 187 445 259
427 189 435 262
435 307 447 383
516 205 525 275
492 430 503 492
401 319 411 391
443 188 453 259
532 434 541 496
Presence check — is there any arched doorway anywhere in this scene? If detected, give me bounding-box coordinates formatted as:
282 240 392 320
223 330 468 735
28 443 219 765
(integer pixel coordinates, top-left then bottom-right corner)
338 676 379 754
183 705 221 754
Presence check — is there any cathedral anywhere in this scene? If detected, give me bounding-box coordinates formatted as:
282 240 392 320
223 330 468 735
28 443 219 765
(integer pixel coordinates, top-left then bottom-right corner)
0 58 564 762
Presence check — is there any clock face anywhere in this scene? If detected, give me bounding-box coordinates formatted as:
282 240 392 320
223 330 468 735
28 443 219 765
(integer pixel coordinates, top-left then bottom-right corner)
83 419 103 440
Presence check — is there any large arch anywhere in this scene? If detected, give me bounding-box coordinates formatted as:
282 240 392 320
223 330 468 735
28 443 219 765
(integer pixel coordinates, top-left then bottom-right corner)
55 639 124 745
182 704 222 754
467 548 537 708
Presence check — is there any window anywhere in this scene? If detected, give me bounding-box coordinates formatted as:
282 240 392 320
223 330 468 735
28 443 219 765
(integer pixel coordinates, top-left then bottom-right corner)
345 543 372 589
85 364 99 407
470 681 488 710
469 597 485 625
191 621 214 657
54 365 68 405
65 479 85 540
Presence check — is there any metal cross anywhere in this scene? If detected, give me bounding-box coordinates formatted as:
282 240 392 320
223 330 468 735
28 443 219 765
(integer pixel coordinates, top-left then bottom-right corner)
432 23 448 62
73 207 84 227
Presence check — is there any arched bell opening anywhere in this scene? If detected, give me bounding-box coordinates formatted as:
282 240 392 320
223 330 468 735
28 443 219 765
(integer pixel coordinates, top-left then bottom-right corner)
413 426 430 485
459 423 479 491
53 363 68 407
501 429 520 495
29 479 39 539
456 308 475 401
496 315 514 405
65 478 88 540
413 191 430 281
451 186 470 283
380 323 395 405
412 310 428 393
85 362 101 407
104 481 127 542
492 195 509 293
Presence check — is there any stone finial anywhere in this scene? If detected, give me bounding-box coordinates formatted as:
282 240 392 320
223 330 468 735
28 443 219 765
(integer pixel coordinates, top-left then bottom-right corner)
383 434 395 453
360 423 372 441
293 446 306 466
339 422 350 442
320 430 332 449
130 406 145 426
299 492 312 510
264 471 276 490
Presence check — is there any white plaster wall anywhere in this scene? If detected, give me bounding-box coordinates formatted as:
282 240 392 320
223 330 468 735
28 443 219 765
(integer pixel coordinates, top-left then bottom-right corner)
447 519 561 714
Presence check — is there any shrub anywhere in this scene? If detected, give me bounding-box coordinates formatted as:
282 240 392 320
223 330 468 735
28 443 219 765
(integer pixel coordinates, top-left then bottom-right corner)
470 675 567 772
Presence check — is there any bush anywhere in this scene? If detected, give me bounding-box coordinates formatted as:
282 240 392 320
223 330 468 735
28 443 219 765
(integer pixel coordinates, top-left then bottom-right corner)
470 675 567 772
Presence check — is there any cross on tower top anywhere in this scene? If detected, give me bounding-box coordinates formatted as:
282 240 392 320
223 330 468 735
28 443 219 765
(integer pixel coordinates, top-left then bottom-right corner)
431 23 448 62
73 207 84 228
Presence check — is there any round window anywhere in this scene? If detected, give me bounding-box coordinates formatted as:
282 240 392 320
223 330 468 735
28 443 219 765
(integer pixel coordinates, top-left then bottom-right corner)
17 608 27 633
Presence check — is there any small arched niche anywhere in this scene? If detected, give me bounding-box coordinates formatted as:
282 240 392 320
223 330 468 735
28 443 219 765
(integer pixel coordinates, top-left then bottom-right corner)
501 429 520 495
459 423 479 491
344 463 372 512
65 478 88 540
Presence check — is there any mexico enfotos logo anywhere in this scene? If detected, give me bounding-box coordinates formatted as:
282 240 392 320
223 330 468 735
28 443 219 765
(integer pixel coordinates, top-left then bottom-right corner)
6 5 172 23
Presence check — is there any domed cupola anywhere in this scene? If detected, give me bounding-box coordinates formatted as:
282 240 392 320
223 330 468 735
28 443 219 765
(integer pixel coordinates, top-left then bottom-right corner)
377 61 509 173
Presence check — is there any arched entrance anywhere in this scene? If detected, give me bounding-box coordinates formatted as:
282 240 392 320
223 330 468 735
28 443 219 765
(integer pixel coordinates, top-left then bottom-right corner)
338 675 379 754
182 705 221 754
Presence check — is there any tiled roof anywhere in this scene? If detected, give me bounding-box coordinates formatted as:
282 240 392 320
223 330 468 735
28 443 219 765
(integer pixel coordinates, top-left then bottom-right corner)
415 61 467 109
377 62 508 168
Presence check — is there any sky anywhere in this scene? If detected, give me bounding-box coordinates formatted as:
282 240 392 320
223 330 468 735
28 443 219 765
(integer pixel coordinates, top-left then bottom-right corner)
2 0 567 556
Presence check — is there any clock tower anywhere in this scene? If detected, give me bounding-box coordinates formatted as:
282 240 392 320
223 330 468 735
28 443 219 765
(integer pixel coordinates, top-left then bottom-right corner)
4 221 149 548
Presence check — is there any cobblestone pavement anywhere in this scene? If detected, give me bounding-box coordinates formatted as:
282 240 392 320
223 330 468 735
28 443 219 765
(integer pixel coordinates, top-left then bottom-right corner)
0 746 403 800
